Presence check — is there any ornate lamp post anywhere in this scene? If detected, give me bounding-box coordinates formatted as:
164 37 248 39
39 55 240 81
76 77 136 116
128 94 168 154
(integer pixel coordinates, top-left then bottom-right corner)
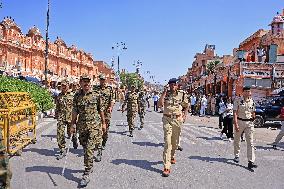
44 0 50 86
111 42 127 75
133 60 142 74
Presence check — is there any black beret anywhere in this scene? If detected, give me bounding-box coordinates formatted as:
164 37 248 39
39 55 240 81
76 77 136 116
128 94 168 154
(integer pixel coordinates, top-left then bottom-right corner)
243 86 251 91
168 78 178 84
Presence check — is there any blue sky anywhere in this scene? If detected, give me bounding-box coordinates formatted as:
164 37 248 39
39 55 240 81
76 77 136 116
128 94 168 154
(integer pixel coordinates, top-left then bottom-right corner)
1 0 283 83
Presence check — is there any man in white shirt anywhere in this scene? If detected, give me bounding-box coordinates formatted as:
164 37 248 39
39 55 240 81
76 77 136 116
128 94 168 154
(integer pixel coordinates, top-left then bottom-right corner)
190 94 197 115
153 92 159 112
200 95 207 117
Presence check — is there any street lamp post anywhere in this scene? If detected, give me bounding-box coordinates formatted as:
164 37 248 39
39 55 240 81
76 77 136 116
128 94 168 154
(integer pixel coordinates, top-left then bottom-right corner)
112 42 127 75
44 0 50 86
133 60 142 74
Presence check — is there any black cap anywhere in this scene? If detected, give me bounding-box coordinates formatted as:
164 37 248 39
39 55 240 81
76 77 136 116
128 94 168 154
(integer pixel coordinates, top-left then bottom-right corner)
243 86 251 91
168 78 178 84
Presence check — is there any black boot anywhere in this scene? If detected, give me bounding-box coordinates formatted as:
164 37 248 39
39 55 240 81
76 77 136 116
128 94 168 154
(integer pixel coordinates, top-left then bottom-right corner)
129 130 133 137
102 139 107 150
95 149 102 162
248 161 258 169
73 139 78 149
56 149 66 160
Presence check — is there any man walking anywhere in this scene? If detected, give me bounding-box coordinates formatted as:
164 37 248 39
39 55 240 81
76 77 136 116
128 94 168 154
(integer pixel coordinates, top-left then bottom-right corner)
153 92 159 112
93 74 114 153
122 85 139 137
233 86 257 170
138 88 147 129
70 74 106 187
190 93 196 115
55 79 78 160
158 78 188 177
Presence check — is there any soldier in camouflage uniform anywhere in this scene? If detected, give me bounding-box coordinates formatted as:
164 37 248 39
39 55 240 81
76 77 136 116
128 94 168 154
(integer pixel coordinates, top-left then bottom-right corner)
70 74 106 187
137 89 147 129
55 79 78 160
122 85 139 137
0 128 12 189
93 74 114 153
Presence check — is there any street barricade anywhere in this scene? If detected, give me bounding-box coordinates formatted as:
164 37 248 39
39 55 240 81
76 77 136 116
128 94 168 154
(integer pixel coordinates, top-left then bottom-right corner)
0 92 36 155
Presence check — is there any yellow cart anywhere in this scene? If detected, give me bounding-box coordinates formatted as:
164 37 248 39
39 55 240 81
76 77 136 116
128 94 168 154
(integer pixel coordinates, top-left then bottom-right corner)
0 92 36 155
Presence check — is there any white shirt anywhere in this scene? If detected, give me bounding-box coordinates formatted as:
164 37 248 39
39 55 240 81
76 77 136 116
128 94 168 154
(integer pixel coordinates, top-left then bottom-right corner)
201 97 207 107
219 101 226 114
190 96 196 105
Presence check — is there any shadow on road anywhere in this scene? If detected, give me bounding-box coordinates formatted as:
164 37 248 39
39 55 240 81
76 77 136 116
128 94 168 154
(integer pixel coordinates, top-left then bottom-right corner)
109 130 128 136
132 141 164 148
41 134 57 138
196 136 221 141
188 155 253 171
23 148 58 157
25 166 82 185
111 159 162 174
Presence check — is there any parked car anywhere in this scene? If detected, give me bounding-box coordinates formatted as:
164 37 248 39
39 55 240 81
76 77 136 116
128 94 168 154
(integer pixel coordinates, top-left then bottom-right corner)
254 95 284 127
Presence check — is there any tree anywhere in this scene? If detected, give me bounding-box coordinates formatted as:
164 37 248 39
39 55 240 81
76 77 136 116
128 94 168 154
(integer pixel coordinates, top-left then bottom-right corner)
119 72 144 89
206 60 221 75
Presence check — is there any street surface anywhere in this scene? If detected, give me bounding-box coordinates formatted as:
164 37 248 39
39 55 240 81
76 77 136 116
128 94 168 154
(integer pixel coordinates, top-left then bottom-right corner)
11 104 284 189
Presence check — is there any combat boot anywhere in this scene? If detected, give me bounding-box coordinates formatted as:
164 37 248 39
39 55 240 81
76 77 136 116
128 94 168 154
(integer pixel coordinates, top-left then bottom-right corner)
80 174 90 187
56 149 66 160
171 158 176 164
129 130 133 137
248 161 258 169
139 124 144 130
177 146 183 151
102 139 107 150
95 149 102 162
272 144 277 150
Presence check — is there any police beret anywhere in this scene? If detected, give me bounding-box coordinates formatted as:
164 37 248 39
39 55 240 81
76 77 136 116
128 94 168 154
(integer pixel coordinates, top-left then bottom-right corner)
99 74 106 80
80 74 91 81
168 78 178 84
243 86 251 91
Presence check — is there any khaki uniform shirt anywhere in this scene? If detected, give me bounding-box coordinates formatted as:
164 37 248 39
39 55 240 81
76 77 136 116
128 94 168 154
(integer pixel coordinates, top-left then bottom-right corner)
233 97 255 119
163 90 189 115
73 89 102 129
55 91 74 122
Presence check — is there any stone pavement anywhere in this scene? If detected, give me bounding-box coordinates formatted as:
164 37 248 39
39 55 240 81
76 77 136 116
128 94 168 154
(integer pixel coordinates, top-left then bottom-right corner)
10 105 284 189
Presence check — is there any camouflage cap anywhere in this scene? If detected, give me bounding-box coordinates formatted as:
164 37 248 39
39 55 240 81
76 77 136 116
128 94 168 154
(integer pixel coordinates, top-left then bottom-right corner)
80 74 91 81
61 79 69 86
99 74 106 80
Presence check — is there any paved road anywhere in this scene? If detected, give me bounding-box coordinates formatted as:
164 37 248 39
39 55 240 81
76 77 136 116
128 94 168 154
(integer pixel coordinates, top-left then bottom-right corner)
11 105 284 189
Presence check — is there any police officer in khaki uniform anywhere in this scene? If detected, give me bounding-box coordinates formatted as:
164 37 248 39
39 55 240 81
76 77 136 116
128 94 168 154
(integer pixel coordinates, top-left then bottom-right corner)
158 78 188 177
233 86 257 170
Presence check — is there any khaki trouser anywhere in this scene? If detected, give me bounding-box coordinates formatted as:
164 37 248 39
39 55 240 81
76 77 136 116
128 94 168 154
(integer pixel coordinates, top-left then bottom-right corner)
273 121 284 145
234 119 255 162
162 116 182 169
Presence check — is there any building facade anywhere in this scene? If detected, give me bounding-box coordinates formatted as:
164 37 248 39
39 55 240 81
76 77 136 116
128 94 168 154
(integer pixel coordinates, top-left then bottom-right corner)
0 17 99 82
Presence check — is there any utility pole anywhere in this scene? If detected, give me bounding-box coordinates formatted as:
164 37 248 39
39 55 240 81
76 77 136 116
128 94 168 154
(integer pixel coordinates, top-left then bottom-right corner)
44 0 50 86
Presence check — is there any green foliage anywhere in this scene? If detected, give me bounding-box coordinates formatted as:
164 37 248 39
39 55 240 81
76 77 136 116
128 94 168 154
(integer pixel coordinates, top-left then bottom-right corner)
206 60 221 75
0 76 54 111
119 72 144 90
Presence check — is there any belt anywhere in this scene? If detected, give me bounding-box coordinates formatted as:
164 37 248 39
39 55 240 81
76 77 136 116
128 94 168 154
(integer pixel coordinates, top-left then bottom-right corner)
163 114 182 119
237 117 254 121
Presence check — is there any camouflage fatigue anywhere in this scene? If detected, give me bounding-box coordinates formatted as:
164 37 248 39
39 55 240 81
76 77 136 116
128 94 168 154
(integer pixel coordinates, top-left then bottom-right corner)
73 89 102 174
123 91 138 131
55 91 77 152
0 128 12 189
93 85 114 146
162 90 188 170
138 91 147 127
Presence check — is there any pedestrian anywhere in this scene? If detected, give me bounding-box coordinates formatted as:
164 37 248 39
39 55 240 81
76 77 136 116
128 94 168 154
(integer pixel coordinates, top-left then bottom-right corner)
0 127 12 189
137 88 147 129
93 74 114 154
55 79 78 160
158 78 189 177
199 95 207 117
220 97 234 141
211 95 216 115
272 121 284 149
190 93 196 115
70 74 106 187
218 97 226 129
153 92 159 112
122 85 139 137
233 86 257 170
